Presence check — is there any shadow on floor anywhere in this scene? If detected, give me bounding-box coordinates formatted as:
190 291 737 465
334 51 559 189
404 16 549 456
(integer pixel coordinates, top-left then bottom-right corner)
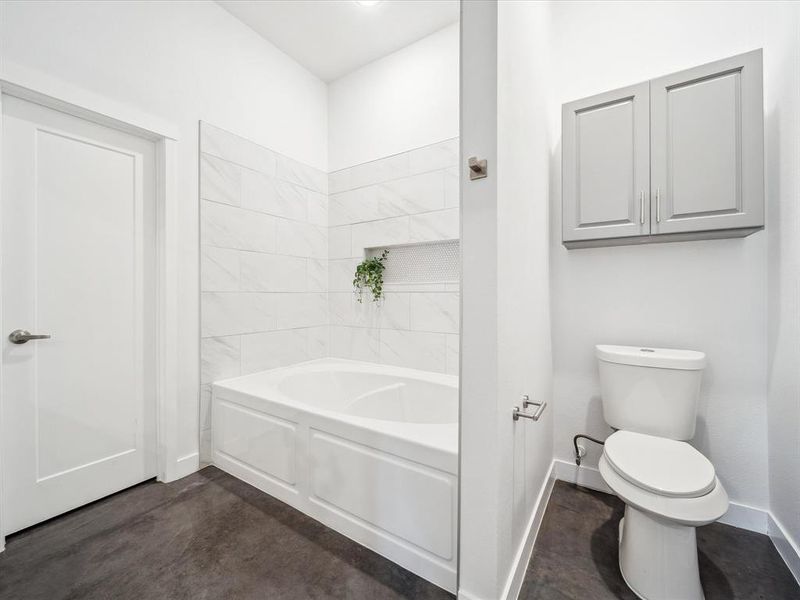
0 466 453 600
520 481 799 600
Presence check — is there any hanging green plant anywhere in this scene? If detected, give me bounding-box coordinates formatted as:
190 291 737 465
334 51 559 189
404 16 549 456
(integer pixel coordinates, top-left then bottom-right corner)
353 250 389 303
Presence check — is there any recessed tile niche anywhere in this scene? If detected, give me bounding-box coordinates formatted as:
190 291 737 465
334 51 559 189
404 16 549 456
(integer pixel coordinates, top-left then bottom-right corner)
367 241 459 285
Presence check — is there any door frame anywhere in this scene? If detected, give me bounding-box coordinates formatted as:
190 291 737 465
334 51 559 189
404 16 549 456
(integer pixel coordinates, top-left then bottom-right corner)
0 63 183 550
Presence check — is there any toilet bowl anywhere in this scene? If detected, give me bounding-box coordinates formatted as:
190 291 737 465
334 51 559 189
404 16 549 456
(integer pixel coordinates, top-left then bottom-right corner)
595 345 728 600
599 431 729 600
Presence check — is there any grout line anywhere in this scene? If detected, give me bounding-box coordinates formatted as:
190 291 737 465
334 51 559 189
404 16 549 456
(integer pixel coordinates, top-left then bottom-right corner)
328 136 459 176
201 324 330 340
329 205 458 228
329 163 458 194
201 197 324 226
201 242 326 261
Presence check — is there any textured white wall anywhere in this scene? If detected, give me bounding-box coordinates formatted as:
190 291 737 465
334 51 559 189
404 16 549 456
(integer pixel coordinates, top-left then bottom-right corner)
548 1 799 516
458 2 501 597
327 23 459 171
459 2 556 598
0 0 329 462
763 3 800 573
497 1 555 595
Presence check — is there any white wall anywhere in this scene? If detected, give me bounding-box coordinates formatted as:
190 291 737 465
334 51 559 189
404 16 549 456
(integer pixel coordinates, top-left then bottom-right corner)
0 0 328 465
763 3 800 577
459 2 555 599
549 1 799 519
458 1 501 596
496 1 555 596
325 23 461 375
327 23 459 171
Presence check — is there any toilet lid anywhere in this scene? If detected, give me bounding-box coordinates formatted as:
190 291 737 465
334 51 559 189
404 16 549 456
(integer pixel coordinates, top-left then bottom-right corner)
604 431 716 498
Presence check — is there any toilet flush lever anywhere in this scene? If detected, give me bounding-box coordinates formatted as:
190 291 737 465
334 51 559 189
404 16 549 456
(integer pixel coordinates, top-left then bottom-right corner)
513 395 547 421
468 156 488 180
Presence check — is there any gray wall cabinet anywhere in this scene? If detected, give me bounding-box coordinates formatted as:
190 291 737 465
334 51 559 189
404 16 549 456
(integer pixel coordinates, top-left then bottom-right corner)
562 50 764 248
562 82 651 243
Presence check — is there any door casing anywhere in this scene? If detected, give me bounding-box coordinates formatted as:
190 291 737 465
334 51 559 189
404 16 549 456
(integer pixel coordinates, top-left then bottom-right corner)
0 68 183 551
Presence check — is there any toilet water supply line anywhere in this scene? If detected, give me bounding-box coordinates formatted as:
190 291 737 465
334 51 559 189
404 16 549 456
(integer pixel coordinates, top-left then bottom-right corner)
573 434 605 466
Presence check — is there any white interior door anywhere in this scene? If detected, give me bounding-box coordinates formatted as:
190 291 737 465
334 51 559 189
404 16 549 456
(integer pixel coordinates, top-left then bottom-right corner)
1 95 157 534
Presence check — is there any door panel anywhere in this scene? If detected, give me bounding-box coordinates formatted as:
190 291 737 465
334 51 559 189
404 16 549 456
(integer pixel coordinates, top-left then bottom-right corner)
562 82 650 242
651 50 764 234
2 95 157 534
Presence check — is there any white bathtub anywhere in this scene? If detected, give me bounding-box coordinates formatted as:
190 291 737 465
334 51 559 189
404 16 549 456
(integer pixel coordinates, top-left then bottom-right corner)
211 358 459 592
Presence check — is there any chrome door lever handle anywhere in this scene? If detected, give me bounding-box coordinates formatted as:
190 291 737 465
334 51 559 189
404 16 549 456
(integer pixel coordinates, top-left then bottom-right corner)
9 329 51 344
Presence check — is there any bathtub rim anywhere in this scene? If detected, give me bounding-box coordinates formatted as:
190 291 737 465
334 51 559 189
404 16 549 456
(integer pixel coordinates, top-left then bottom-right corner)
211 357 459 469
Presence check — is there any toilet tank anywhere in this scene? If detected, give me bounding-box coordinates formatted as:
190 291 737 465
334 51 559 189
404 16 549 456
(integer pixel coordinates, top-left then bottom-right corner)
596 345 706 440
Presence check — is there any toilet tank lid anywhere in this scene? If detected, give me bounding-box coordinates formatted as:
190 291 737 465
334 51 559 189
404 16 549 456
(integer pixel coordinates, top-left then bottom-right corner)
596 345 706 370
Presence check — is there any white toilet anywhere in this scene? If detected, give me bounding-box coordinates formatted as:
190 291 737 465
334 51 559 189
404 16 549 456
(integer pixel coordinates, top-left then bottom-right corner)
595 345 729 600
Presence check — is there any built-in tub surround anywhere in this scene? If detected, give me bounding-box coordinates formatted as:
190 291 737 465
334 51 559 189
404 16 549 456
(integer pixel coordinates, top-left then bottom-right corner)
212 358 458 592
199 128 461 461
199 123 329 460
328 139 460 375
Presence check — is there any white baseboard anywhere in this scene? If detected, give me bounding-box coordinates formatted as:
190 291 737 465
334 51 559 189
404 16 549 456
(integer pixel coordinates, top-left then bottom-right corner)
459 459 798 599
551 458 770 534
552 458 612 495
769 513 800 586
502 463 556 600
458 461 557 600
719 500 769 534
164 451 199 482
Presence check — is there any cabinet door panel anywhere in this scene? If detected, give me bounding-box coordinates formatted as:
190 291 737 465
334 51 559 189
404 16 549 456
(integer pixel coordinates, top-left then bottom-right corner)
563 82 650 243
651 50 763 234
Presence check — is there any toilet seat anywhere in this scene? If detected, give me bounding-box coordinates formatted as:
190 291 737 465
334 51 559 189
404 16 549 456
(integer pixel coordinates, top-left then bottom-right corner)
599 434 729 600
604 431 716 498
599 453 729 527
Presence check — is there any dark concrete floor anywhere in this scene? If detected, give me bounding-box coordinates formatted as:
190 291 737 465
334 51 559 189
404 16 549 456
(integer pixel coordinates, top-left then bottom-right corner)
0 466 454 600
3 469 797 600
520 480 800 600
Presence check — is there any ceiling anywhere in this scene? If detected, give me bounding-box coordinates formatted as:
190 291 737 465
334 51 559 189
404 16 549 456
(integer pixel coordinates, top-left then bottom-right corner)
216 0 459 82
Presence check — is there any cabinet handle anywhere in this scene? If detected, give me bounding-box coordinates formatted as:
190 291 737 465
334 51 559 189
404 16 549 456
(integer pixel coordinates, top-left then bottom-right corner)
639 191 645 225
656 188 661 223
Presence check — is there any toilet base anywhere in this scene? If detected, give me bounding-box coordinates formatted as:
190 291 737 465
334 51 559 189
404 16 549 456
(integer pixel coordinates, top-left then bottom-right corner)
618 505 705 600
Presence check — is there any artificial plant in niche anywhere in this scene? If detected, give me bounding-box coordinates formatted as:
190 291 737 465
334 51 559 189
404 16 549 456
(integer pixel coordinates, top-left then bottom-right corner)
353 250 389 303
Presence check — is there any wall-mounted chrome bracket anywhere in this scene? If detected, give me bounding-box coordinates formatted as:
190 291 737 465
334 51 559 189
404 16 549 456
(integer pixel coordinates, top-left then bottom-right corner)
468 156 488 180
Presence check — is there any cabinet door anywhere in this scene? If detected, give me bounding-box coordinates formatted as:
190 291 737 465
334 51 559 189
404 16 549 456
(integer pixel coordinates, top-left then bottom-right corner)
650 50 764 235
562 82 650 243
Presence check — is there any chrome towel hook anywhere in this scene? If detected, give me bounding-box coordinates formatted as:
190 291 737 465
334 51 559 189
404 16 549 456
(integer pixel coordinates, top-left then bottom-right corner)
468 156 488 180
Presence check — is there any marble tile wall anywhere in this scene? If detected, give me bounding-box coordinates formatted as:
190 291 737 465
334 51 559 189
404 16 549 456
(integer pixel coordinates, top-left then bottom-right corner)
199 127 460 460
327 138 460 375
199 123 329 459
